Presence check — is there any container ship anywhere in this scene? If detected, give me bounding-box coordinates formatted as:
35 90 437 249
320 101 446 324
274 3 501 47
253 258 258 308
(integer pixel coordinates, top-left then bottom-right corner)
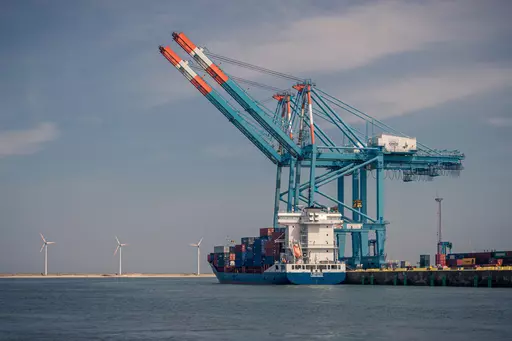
207 207 346 285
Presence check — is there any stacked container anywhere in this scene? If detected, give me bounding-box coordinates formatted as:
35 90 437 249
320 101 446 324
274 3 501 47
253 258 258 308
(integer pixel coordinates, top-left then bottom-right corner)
260 227 274 237
419 255 430 267
435 253 446 266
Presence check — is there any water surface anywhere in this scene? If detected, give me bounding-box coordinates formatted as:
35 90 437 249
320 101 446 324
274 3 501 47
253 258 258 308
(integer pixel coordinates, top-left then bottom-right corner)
0 278 510 340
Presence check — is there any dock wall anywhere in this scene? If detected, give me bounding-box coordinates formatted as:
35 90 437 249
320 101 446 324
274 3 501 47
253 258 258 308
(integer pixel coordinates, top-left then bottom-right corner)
345 270 512 288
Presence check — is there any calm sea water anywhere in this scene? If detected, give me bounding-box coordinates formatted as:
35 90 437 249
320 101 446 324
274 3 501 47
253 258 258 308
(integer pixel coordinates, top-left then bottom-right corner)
0 278 511 340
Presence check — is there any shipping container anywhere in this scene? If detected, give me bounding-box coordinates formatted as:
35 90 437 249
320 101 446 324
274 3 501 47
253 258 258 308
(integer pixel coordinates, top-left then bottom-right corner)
264 256 275 265
435 254 446 266
419 255 430 267
461 258 475 265
234 244 246 252
260 228 274 237
272 231 284 240
241 237 255 246
229 253 236 261
493 251 507 258
214 246 230 253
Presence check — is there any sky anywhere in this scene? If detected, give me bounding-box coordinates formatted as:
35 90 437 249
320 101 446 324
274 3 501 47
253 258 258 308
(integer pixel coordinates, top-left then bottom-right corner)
0 0 511 274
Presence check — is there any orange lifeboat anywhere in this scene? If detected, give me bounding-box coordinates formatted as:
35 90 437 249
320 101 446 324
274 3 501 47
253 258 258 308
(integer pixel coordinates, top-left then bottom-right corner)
293 244 302 258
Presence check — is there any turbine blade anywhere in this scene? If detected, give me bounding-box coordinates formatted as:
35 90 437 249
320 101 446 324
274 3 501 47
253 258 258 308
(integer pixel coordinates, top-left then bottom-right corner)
47 241 55 245
40 244 45 252
121 243 128 246
40 233 46 243
114 245 119 256
115 236 120 245
189 243 198 247
197 238 203 246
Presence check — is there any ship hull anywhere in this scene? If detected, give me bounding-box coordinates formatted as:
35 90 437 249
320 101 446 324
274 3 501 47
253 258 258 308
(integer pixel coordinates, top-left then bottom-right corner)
211 266 289 285
287 272 346 285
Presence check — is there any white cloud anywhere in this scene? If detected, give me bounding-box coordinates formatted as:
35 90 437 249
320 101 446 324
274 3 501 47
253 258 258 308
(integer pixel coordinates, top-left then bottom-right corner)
488 117 512 127
207 1 497 75
0 123 59 158
341 65 512 120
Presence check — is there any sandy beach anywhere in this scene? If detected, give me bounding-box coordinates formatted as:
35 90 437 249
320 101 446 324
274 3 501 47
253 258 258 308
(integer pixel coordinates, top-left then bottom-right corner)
0 273 215 279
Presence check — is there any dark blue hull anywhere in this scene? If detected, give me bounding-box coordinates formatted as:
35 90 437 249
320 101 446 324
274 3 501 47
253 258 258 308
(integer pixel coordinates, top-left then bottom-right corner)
286 272 346 285
211 266 289 285
211 265 347 285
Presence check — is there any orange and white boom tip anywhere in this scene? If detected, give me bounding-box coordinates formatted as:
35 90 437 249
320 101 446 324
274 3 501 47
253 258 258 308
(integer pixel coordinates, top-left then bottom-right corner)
159 45 182 66
159 45 212 96
172 32 197 54
172 32 229 85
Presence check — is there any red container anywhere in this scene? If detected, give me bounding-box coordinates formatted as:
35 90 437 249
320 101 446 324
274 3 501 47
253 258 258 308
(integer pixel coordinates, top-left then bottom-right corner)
435 254 446 266
260 228 274 237
229 253 236 261
272 231 284 240
234 244 246 252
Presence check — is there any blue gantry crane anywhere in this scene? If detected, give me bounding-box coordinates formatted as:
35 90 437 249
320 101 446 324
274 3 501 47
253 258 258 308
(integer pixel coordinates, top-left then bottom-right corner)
159 32 465 269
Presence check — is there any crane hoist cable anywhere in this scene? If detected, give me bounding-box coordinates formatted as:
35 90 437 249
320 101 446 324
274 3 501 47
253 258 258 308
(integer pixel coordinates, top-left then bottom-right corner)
202 48 305 82
189 64 286 93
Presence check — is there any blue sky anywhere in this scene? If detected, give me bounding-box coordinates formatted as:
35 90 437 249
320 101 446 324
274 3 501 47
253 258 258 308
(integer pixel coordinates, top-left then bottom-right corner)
0 0 511 273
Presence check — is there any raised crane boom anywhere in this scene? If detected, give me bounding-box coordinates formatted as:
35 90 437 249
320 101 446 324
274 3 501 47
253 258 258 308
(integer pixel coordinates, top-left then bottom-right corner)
172 32 302 158
159 45 282 164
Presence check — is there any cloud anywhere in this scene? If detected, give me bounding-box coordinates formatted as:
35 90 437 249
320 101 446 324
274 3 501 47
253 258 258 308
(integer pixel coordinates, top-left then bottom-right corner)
207 1 501 75
488 117 512 127
341 64 512 120
0 123 59 158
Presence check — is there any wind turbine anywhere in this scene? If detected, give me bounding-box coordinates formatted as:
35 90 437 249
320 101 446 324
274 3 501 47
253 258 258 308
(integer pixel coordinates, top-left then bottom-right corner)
189 237 203 275
40 233 55 276
114 236 128 275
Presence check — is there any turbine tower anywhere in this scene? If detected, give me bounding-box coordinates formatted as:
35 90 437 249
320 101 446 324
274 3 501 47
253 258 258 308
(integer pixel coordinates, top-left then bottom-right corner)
39 233 55 276
189 238 203 275
114 236 128 275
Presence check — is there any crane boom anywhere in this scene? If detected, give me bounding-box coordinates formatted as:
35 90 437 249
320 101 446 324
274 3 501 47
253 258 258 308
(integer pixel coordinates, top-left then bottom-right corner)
172 32 302 158
159 46 282 164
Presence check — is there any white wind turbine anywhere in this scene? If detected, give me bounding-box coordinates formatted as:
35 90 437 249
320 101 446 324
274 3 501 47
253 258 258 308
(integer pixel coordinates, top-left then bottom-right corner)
114 236 128 275
189 238 203 275
40 233 55 276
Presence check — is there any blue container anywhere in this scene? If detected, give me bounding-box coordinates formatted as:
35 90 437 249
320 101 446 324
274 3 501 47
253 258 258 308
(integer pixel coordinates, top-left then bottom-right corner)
241 237 255 246
246 251 254 260
254 255 262 265
235 252 247 261
244 259 254 266
235 259 243 267
264 256 275 265
217 260 225 267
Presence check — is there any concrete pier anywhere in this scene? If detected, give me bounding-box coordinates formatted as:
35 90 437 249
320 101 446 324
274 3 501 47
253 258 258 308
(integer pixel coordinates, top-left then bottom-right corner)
345 269 512 288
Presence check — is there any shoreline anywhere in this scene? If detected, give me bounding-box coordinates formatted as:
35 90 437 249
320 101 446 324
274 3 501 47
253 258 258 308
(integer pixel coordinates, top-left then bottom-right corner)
0 273 215 279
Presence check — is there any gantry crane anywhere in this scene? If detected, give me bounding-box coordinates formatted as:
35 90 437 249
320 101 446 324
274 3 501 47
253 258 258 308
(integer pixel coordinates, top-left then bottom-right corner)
159 32 465 269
